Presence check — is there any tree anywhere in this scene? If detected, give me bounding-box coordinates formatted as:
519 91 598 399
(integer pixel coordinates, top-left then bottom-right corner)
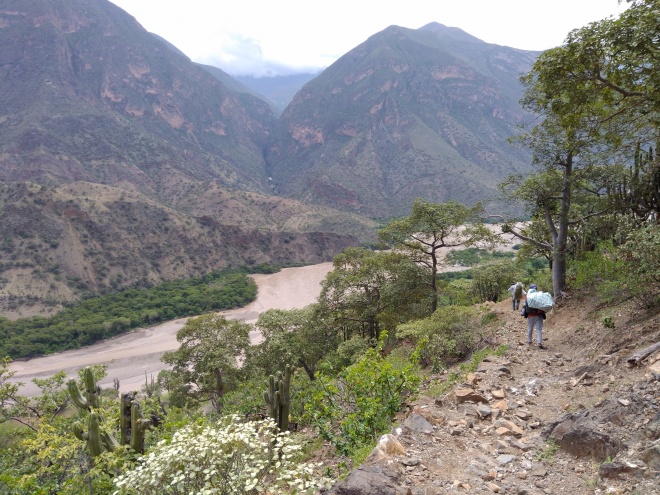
471 260 523 303
162 314 251 412
251 305 338 381
501 0 659 299
378 199 497 312
318 248 429 341
0 364 127 494
0 357 69 432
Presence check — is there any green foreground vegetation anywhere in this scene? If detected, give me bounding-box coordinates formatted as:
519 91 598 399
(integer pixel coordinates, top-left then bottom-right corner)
1 2 659 493
0 269 259 360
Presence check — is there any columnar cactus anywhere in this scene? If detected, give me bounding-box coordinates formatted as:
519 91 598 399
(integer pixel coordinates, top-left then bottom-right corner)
68 367 113 457
72 410 118 457
119 391 154 454
130 400 154 453
263 365 293 431
69 367 158 456
67 367 101 410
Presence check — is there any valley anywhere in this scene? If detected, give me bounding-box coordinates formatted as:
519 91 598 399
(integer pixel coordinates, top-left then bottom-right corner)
8 262 333 396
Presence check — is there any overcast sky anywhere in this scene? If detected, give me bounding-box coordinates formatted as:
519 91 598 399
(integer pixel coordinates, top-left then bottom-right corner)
109 0 628 77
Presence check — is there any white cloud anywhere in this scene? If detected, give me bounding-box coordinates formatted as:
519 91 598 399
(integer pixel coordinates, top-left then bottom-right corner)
110 0 628 76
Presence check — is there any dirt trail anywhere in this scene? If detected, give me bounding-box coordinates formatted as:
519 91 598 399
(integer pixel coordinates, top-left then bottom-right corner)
329 297 660 494
8 263 333 396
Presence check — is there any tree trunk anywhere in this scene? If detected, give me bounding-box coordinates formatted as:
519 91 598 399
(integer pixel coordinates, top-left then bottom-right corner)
550 152 573 300
214 368 224 413
627 341 660 367
431 250 438 313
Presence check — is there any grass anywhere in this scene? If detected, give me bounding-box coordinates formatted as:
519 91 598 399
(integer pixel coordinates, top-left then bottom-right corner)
424 344 509 396
535 439 559 464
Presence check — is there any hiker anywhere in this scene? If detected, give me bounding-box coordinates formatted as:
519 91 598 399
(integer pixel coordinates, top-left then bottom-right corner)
508 282 525 311
523 284 546 349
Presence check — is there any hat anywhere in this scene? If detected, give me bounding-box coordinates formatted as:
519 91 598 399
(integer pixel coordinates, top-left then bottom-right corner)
529 284 537 289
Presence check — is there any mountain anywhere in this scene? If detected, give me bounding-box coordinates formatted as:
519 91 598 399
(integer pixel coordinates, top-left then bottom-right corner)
0 1 543 316
0 0 275 197
0 180 374 317
235 73 320 116
0 0 371 315
265 23 541 218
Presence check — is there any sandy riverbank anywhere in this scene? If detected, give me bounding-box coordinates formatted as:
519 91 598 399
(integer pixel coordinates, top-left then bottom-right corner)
8 262 333 396
8 224 520 396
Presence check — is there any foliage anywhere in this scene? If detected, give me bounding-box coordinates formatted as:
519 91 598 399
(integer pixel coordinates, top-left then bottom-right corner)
161 314 251 412
502 0 660 298
222 376 269 418
437 278 475 307
535 439 559 464
568 242 624 303
378 199 498 312
470 259 524 303
0 363 135 494
248 305 339 381
303 334 420 456
112 415 332 495
318 247 430 341
0 269 257 360
568 222 660 308
617 223 660 308
1 357 69 432
445 248 514 267
397 306 489 371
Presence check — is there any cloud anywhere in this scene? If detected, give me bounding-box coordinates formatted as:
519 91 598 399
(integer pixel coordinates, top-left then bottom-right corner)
198 34 328 77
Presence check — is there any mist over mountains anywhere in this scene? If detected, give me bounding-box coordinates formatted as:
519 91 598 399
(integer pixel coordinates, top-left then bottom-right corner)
0 0 540 314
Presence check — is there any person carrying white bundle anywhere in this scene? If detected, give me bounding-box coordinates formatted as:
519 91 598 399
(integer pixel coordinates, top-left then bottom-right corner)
521 284 554 349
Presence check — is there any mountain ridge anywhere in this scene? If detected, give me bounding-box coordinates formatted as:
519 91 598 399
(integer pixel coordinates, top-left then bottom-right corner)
265 23 538 217
1 0 540 314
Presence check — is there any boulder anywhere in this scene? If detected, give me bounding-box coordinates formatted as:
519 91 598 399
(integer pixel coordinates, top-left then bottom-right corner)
329 465 411 495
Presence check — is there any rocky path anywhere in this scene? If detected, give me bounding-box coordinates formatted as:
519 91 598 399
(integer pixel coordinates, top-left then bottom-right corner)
330 299 660 495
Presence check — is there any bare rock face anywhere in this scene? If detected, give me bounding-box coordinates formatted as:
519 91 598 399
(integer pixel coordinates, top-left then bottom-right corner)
548 420 621 461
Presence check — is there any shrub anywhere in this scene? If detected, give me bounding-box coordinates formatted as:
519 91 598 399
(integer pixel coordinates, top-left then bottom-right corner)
568 242 624 303
617 223 660 308
470 260 523 303
396 306 485 371
303 335 420 456
438 278 475 306
113 415 331 495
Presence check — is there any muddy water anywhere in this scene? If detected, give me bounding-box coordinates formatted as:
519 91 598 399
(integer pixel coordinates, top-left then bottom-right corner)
8 262 333 396
9 225 519 396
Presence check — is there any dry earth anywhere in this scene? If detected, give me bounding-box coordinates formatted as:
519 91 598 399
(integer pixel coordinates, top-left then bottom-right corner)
329 295 660 495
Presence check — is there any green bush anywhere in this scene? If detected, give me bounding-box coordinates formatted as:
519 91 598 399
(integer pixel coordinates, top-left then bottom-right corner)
470 260 524 303
568 242 624 303
303 335 420 456
396 306 486 371
438 278 475 306
617 224 660 308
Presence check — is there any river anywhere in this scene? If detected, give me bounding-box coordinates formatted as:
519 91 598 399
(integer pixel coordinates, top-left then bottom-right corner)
8 262 333 396
8 224 518 396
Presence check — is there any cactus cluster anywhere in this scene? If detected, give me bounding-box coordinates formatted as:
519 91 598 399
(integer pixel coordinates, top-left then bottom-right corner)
68 367 155 456
120 392 154 453
263 365 293 431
